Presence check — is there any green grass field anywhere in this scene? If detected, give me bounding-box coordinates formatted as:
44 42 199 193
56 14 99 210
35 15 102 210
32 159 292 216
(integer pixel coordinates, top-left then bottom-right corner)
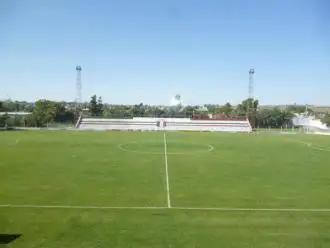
1 130 330 248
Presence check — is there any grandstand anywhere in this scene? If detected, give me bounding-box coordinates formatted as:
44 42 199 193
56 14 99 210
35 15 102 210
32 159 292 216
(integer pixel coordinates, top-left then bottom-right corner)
76 116 252 132
0 112 31 116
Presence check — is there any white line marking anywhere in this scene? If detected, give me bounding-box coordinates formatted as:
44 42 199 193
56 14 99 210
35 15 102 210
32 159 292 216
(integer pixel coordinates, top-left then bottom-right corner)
286 138 330 152
174 206 330 213
0 204 167 210
163 131 171 208
118 141 214 155
1 204 330 213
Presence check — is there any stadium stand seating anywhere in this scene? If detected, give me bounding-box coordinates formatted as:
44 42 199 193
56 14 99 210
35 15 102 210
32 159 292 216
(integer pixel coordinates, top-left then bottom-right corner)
77 117 252 132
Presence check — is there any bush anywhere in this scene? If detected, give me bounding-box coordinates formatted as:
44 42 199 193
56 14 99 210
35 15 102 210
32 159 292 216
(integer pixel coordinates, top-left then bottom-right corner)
0 114 9 127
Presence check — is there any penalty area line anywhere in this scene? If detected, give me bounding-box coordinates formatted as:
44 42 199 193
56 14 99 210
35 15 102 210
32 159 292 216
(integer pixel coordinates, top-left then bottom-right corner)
174 206 330 213
1 204 330 213
0 204 168 210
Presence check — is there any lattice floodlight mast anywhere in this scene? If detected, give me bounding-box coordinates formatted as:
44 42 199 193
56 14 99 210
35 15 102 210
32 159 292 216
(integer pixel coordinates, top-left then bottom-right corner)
248 68 255 128
249 68 254 101
76 65 82 104
247 68 255 114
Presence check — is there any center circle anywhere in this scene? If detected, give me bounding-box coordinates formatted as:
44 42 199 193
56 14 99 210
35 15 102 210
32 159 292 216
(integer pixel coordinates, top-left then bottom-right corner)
118 140 214 155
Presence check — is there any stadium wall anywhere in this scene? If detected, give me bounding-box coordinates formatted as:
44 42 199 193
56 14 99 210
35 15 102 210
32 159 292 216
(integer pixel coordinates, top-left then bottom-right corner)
77 117 252 132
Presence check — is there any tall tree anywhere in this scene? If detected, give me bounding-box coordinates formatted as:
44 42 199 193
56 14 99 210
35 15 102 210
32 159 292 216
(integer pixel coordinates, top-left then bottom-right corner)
53 103 74 123
89 95 104 116
132 103 145 117
89 95 98 116
234 98 259 127
97 96 104 116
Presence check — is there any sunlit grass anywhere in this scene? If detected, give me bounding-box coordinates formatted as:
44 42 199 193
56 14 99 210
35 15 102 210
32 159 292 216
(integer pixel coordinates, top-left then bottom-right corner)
1 131 330 248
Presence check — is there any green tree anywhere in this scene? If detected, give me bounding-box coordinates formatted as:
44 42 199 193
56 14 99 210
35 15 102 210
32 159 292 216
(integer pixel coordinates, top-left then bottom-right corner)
286 105 313 114
223 102 233 117
24 114 38 127
281 110 295 127
132 103 145 117
97 97 104 116
4 116 23 127
1 100 21 112
48 102 75 124
322 113 330 127
13 116 23 126
89 95 98 116
31 100 58 127
154 107 165 117
89 95 104 116
234 98 259 128
0 114 9 127
204 104 217 114
256 108 294 128
235 98 258 116
183 106 195 118
214 102 233 117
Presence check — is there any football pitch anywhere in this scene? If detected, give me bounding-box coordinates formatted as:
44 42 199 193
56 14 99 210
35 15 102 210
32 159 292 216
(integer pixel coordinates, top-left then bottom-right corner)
1 130 330 247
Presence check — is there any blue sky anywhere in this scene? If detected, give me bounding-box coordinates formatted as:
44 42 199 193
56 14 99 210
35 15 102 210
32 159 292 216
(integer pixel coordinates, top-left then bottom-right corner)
1 0 330 105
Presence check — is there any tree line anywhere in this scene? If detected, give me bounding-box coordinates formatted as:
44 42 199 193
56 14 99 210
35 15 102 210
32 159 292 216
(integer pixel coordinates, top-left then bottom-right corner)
1 95 329 128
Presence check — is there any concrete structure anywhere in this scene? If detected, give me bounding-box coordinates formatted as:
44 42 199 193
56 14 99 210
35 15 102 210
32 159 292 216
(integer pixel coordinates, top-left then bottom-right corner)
0 112 32 116
292 113 330 135
77 117 252 132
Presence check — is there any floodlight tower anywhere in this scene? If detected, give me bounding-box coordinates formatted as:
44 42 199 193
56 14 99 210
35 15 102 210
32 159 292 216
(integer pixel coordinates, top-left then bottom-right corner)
249 68 254 101
76 65 82 104
248 68 255 128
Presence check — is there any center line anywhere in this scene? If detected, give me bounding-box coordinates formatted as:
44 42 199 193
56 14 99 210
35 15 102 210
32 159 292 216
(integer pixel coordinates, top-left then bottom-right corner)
163 131 171 208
